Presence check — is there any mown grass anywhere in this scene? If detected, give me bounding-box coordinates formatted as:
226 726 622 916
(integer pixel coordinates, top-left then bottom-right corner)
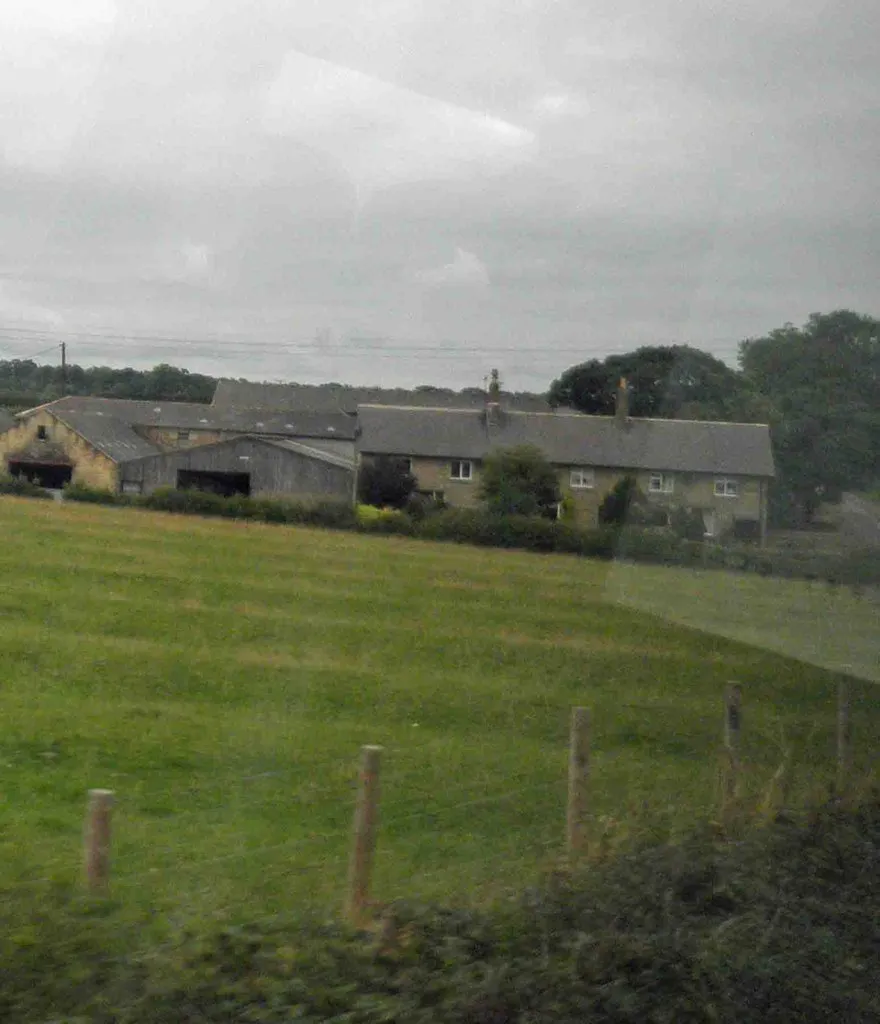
0 497 876 945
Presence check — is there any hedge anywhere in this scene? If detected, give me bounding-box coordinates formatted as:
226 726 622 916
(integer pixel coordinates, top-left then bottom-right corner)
0 474 53 499
48 484 880 586
1 795 877 1023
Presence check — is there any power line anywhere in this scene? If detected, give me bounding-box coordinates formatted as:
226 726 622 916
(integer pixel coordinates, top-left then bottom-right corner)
0 323 743 356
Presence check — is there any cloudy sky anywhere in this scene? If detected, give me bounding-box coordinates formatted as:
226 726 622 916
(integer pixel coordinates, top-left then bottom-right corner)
0 0 876 390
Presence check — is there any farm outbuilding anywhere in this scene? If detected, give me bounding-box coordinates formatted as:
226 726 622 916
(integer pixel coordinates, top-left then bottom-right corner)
118 435 355 502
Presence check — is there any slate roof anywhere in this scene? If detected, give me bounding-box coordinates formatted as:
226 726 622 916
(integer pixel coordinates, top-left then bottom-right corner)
357 406 776 478
212 380 560 414
19 396 356 460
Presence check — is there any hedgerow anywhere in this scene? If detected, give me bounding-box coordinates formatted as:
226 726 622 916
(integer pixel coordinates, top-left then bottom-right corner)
0 795 877 1023
45 485 880 586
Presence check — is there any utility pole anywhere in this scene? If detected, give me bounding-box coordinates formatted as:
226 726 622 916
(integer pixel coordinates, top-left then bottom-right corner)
60 342 67 397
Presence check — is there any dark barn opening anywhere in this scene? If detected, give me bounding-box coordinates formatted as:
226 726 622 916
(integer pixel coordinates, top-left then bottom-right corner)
8 461 73 489
177 469 251 497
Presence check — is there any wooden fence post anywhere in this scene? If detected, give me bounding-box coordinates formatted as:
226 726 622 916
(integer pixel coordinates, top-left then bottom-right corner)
837 680 852 795
566 707 591 857
346 745 382 924
84 789 114 893
722 685 742 809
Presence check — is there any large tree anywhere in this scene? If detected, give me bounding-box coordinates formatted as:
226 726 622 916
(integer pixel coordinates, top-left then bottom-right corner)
548 345 762 421
739 310 880 523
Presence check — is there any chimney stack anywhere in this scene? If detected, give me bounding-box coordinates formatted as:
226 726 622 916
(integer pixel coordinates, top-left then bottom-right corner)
486 368 502 426
615 377 629 424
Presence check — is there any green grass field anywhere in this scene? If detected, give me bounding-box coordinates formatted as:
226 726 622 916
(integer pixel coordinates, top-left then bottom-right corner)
0 497 876 937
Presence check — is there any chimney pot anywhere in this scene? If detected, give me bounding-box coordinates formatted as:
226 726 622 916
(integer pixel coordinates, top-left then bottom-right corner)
615 377 629 423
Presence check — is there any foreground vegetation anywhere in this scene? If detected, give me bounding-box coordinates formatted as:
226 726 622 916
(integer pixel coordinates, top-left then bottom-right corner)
2 797 878 1022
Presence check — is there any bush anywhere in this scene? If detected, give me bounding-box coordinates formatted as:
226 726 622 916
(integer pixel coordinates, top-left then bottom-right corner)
1 797 876 1023
479 445 561 518
0 473 52 499
356 504 414 535
598 475 639 526
669 505 706 541
62 482 126 505
357 456 416 509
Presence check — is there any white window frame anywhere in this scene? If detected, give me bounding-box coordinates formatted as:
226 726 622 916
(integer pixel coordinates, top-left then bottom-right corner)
714 478 739 498
569 467 595 490
449 459 473 481
648 472 674 494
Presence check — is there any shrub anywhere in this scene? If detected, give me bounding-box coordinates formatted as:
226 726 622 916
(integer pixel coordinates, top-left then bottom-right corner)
357 456 416 509
669 505 706 541
598 475 639 526
479 445 561 518
62 482 126 505
0 797 876 1023
0 473 52 499
356 504 414 535
404 491 446 520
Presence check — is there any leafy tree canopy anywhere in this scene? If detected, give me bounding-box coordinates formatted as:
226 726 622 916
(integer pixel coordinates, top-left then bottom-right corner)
739 310 880 521
479 445 561 518
357 456 416 509
548 345 763 421
0 359 217 408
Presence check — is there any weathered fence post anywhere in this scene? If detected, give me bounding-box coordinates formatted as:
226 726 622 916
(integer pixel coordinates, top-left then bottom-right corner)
837 680 852 795
84 789 114 893
722 684 742 811
566 707 591 857
346 745 382 924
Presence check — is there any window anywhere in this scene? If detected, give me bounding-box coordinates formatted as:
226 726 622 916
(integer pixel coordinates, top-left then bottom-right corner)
36 425 48 440
714 478 739 498
401 457 413 473
648 472 674 494
177 429 191 442
569 467 594 489
450 459 473 481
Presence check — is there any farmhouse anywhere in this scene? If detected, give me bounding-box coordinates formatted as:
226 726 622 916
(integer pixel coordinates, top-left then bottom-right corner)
358 383 775 541
0 376 775 540
0 396 356 501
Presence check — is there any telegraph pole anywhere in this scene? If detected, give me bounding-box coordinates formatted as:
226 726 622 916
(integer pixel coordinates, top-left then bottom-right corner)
60 342 67 397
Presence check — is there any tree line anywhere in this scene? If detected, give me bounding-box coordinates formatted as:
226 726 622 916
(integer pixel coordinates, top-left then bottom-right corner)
2 310 877 526
0 361 217 409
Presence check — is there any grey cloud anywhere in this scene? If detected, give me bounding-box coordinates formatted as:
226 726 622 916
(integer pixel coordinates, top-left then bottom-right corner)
0 0 876 390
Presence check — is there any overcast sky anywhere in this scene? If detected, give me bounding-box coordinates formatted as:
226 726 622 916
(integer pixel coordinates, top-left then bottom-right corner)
0 0 876 390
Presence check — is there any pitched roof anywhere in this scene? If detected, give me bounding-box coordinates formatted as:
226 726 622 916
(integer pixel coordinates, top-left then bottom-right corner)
24 396 356 446
52 408 161 463
357 406 776 477
255 436 355 471
212 380 559 414
121 433 356 471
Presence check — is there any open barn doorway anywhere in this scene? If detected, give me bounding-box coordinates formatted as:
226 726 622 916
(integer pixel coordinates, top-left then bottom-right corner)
177 469 251 497
8 460 73 490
